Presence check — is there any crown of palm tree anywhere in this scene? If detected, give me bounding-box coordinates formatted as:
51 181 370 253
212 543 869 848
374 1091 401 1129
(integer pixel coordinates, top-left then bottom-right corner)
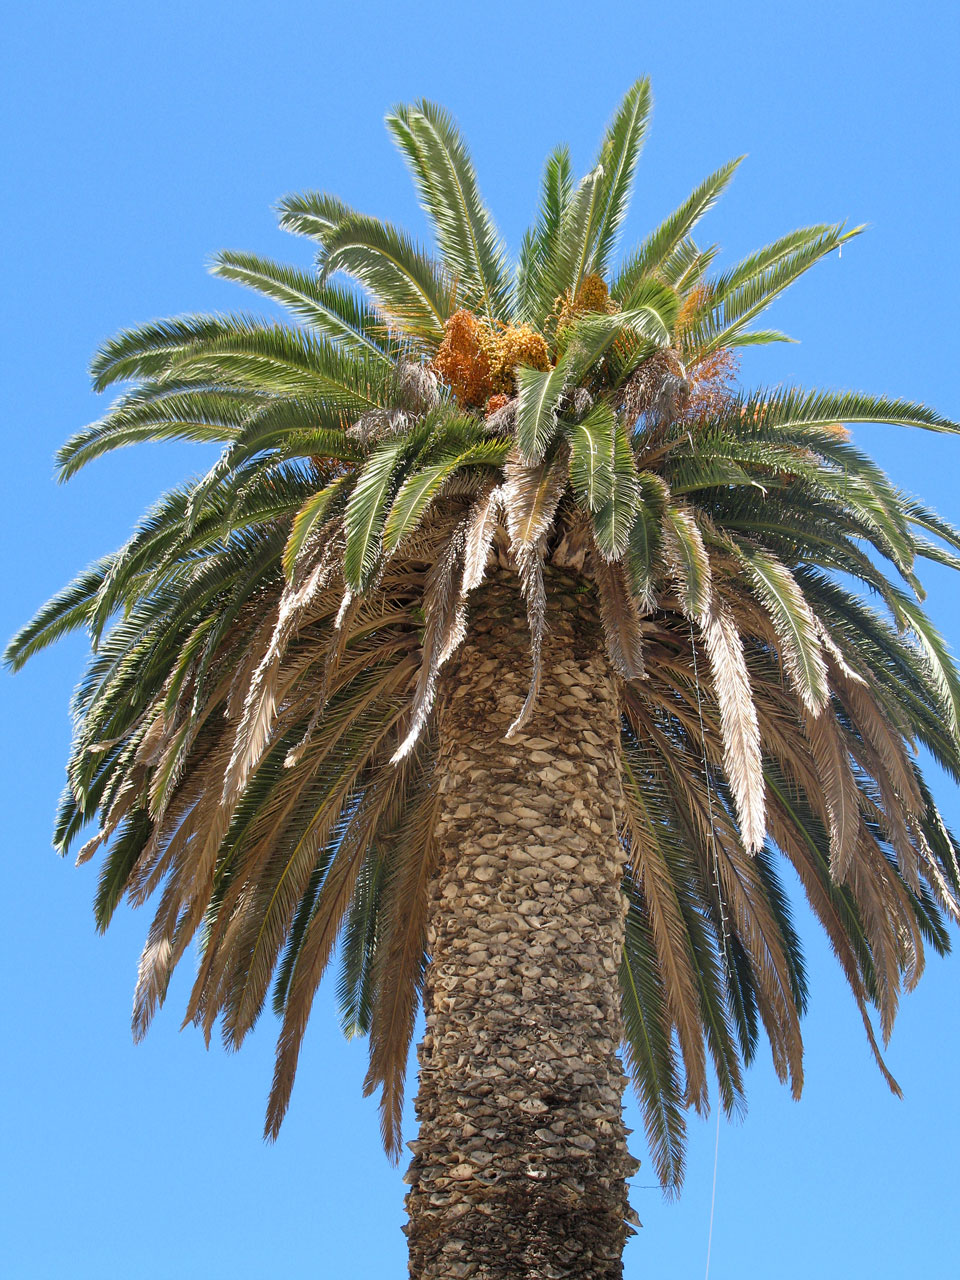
9 80 960 1191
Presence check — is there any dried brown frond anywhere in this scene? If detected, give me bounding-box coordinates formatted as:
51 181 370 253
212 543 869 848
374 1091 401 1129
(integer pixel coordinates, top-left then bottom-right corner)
206 677 416 1051
684 348 739 423
460 485 502 595
392 519 468 762
483 395 516 436
265 755 414 1139
362 748 443 1158
622 349 690 428
187 638 419 1044
395 360 440 412
700 604 765 854
764 786 901 1096
621 755 709 1111
222 550 338 809
592 555 646 681
551 506 593 574
503 449 570 736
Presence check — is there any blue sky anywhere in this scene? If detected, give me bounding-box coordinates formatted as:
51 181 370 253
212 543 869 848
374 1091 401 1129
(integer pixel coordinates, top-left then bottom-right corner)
2 1 958 1276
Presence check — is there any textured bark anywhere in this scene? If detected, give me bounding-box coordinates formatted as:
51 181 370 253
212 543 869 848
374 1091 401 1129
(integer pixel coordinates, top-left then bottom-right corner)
404 568 637 1279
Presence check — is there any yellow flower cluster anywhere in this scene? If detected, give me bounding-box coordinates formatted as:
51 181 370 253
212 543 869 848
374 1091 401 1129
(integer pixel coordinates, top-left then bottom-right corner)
490 323 550 391
554 273 619 333
675 283 712 336
432 310 493 406
432 310 550 407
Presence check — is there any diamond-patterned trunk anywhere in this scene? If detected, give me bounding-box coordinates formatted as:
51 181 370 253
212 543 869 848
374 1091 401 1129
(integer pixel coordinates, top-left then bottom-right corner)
404 568 636 1278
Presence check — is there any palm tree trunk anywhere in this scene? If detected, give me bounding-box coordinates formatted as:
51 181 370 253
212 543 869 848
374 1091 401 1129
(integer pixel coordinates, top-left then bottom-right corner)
404 567 637 1279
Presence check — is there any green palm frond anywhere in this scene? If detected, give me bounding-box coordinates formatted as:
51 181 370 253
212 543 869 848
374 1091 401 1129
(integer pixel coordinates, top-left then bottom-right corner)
514 360 572 462
735 386 959 437
211 250 396 359
57 387 258 481
517 144 574 323
387 100 512 322
613 157 743 303
318 212 453 344
382 439 508 554
90 314 261 391
5 556 114 669
540 165 607 308
274 191 355 244
593 420 641 559
568 401 616 512
590 77 653 276
343 437 411 589
684 224 863 353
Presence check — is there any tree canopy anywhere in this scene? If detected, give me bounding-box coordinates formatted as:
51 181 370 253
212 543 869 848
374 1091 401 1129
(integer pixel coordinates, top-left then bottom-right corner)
8 79 960 1192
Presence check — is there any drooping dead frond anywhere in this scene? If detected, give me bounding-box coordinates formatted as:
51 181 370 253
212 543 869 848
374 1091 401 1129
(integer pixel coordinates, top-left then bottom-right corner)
621 749 709 1111
483 395 516 435
592 554 646 680
709 822 804 1096
911 814 960 923
503 449 569 736
621 349 689 428
265 757 412 1138
460 485 502 594
222 557 332 807
395 360 440 411
551 505 594 573
661 505 713 621
700 604 765 853
362 744 442 1157
391 523 467 762
802 706 861 884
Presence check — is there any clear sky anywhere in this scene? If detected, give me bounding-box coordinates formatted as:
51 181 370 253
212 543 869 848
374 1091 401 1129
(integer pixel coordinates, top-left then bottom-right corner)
2 2 958 1276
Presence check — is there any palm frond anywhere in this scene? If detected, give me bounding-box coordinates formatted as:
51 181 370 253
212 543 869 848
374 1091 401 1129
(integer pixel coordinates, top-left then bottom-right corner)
569 401 615 512
701 605 765 853
343 437 411 590
593 419 641 559
739 547 829 713
517 145 574 323
275 191 354 244
387 101 512 321
590 77 653 276
212 251 396 360
319 213 453 345
613 157 742 303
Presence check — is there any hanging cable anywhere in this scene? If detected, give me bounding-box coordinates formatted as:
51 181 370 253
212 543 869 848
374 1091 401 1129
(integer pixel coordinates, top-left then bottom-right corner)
704 1106 721 1280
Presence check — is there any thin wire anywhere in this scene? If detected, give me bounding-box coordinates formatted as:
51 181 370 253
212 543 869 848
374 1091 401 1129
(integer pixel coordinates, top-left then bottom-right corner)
704 1106 721 1280
688 618 725 1280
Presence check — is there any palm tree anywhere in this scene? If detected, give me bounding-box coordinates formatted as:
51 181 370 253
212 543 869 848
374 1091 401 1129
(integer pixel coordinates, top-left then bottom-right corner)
8 80 960 1278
